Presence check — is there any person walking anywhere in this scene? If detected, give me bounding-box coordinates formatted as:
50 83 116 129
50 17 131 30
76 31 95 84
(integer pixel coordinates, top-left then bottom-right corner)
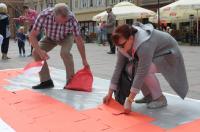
105 7 116 54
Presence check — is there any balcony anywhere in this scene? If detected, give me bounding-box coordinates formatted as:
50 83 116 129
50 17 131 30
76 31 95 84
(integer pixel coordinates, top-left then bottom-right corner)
73 6 106 14
0 0 24 3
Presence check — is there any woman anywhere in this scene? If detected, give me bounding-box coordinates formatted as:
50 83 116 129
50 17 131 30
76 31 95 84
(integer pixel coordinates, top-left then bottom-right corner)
103 23 189 114
0 3 11 60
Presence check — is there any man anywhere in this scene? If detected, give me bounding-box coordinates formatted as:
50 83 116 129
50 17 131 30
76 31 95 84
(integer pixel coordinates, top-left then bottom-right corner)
14 6 38 56
29 3 89 89
105 7 116 54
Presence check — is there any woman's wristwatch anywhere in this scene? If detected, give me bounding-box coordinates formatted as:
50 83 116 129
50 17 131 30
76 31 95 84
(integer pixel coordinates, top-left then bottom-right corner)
127 95 134 103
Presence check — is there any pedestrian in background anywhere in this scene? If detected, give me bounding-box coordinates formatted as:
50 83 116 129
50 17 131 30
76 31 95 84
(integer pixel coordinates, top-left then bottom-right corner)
14 5 38 57
0 3 11 60
16 26 26 57
105 6 116 54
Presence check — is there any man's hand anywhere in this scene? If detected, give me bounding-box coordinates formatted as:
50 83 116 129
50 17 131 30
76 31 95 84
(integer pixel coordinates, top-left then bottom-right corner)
29 29 45 60
36 49 49 60
82 59 90 69
74 36 90 69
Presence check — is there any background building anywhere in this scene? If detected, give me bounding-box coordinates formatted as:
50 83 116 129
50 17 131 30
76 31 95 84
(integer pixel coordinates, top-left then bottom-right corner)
0 0 177 38
68 0 176 36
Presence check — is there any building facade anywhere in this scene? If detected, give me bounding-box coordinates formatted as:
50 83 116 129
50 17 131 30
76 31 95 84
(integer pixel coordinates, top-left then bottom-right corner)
67 0 176 35
71 0 133 34
0 0 176 37
136 0 176 11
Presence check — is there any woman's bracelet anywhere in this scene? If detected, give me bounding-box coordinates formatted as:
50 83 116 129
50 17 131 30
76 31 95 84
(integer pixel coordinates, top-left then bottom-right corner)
127 95 134 103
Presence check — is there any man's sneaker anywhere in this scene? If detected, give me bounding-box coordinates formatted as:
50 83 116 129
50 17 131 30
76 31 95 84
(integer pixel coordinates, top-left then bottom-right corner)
32 79 54 89
107 51 115 54
135 94 152 104
147 95 167 109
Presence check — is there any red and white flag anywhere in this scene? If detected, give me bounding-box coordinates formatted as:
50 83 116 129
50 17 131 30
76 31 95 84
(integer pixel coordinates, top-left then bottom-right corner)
23 61 44 76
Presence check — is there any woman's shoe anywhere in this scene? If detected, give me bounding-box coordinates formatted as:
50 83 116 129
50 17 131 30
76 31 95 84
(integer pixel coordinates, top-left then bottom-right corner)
2 54 11 60
2 54 7 60
135 94 152 104
147 95 167 109
5 56 11 59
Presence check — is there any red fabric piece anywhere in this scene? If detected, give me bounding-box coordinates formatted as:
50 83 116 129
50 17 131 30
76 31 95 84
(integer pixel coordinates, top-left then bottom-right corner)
23 60 44 71
66 67 93 92
81 99 154 131
167 119 200 132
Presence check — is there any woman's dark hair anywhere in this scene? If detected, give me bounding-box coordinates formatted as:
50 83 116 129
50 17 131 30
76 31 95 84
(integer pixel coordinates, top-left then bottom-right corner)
112 24 138 44
23 6 29 10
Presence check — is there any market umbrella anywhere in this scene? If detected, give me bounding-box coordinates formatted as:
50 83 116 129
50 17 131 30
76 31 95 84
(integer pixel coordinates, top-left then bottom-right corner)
160 0 200 43
92 1 155 21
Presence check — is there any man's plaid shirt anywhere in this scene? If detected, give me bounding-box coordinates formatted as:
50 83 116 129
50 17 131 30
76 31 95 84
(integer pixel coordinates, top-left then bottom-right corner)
32 8 80 41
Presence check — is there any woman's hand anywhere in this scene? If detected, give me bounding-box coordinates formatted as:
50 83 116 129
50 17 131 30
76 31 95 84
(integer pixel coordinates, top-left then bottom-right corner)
124 98 133 114
103 89 114 104
103 94 112 104
123 92 136 114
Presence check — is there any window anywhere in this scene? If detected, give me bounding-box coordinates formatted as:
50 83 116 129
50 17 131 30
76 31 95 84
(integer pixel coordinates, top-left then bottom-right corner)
75 0 79 8
40 3 43 11
108 0 118 5
111 0 115 4
47 0 54 8
96 0 104 6
80 0 89 8
119 0 133 2
90 0 93 7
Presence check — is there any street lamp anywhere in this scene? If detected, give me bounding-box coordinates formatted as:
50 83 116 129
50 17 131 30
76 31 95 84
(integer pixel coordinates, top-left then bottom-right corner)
105 0 108 7
70 0 72 11
194 6 200 45
157 0 160 30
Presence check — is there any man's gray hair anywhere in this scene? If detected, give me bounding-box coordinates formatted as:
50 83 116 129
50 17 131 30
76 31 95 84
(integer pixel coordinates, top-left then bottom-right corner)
53 3 70 17
106 6 112 12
